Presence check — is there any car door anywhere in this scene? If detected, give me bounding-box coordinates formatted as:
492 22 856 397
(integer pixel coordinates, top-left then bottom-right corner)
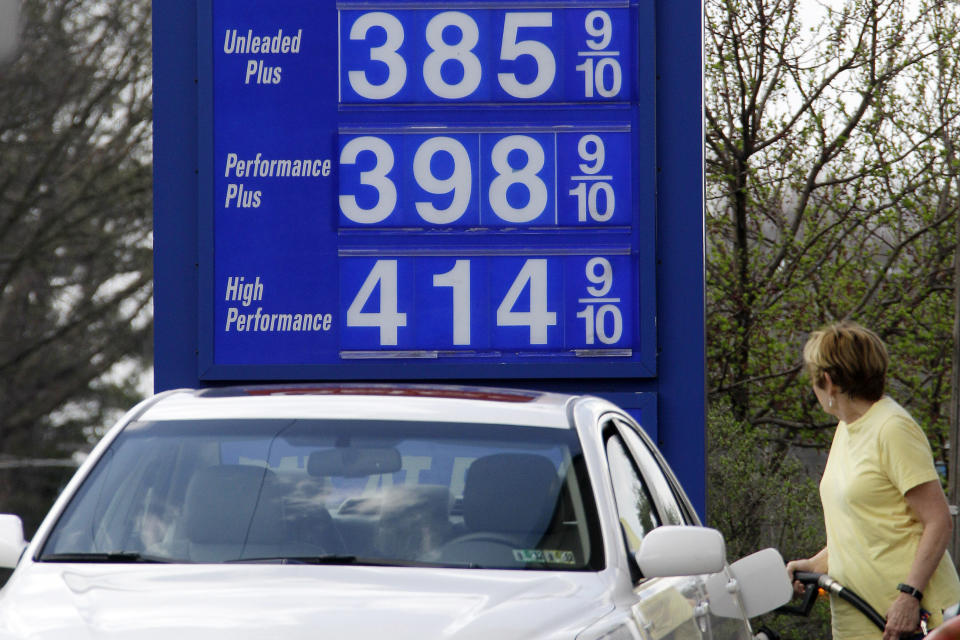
601 415 753 640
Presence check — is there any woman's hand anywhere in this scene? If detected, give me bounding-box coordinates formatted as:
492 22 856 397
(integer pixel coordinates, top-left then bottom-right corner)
883 592 921 640
885 479 955 639
786 554 827 598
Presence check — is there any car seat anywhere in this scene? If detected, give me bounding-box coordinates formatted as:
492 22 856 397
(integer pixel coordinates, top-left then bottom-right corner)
182 464 285 562
374 485 453 561
439 453 560 566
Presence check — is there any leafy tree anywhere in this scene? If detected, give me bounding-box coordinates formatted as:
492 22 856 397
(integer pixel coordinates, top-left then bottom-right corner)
705 0 959 460
704 0 960 631
707 403 827 639
0 0 153 534
706 0 959 443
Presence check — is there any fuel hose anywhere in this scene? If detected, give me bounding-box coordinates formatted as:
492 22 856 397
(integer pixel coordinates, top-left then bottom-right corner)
792 571 886 632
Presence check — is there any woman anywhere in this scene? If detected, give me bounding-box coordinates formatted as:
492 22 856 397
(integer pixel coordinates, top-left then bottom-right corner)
787 321 960 640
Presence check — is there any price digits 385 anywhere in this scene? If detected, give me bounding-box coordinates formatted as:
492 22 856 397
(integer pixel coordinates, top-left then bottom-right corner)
341 8 626 102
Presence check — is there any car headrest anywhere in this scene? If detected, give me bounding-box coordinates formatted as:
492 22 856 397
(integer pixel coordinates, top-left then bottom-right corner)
183 465 276 545
461 454 559 536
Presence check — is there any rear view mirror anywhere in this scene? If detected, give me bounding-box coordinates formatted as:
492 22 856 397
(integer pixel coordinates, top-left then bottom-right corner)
635 526 726 577
0 514 26 569
308 447 402 477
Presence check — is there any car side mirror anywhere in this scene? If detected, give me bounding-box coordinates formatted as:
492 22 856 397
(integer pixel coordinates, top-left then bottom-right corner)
635 526 726 577
0 515 26 569
705 547 793 618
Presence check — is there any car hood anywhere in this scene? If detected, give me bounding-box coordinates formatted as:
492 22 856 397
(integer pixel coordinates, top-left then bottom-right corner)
0 563 614 639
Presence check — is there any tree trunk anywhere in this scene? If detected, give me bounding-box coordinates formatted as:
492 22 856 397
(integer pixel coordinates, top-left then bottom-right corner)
949 196 960 562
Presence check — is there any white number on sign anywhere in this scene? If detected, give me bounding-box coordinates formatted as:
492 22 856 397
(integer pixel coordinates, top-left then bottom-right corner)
424 12 482 99
498 13 556 99
341 135 557 225
577 134 605 174
584 10 613 50
577 256 622 344
488 135 548 223
569 135 615 222
339 137 397 224
570 182 615 222
576 11 621 99
576 57 622 98
346 260 407 345
413 137 472 224
432 260 471 345
577 304 623 344
585 257 613 296
496 259 556 344
347 11 567 101
348 12 407 100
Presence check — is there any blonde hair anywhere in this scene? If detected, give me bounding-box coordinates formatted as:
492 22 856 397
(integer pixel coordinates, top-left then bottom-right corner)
803 321 888 401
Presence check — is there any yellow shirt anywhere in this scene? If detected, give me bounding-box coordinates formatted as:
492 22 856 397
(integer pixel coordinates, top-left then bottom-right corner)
820 396 960 640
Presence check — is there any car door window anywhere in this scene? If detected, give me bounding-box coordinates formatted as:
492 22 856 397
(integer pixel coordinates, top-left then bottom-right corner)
605 433 658 555
615 420 687 526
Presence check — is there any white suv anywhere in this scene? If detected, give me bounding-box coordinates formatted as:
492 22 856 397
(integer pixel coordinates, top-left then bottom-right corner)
0 384 790 639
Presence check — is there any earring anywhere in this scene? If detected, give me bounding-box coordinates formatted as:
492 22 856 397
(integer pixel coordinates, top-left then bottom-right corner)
828 396 834 409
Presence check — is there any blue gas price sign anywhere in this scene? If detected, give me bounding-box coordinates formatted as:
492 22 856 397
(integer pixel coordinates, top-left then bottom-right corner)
201 0 656 379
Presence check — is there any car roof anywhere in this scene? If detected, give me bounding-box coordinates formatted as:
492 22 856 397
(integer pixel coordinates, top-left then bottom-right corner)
135 383 579 429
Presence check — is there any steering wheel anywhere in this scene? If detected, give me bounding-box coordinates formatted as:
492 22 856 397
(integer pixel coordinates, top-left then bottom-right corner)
442 532 524 549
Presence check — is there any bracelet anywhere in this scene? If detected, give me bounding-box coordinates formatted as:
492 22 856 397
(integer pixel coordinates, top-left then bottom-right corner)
897 583 923 601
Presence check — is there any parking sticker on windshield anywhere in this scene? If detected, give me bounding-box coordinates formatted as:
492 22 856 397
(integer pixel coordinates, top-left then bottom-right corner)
512 549 576 565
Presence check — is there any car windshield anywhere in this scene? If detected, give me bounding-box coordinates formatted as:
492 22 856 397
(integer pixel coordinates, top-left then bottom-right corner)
39 418 602 570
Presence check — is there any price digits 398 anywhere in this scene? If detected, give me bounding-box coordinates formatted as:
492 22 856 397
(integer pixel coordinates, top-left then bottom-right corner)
338 130 628 227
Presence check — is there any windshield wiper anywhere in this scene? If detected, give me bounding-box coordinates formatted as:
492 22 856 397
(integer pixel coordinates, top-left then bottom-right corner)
226 554 357 565
39 552 176 564
225 555 438 567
